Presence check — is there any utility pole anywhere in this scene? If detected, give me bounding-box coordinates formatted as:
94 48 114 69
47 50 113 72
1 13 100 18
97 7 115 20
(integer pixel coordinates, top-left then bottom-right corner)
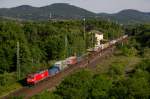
83 18 86 50
92 32 94 51
83 18 86 39
65 35 68 58
49 12 52 20
65 24 69 58
17 41 20 80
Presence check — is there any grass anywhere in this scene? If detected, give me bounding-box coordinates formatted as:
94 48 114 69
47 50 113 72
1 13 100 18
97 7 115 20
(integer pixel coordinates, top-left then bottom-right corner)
0 80 22 98
90 50 141 74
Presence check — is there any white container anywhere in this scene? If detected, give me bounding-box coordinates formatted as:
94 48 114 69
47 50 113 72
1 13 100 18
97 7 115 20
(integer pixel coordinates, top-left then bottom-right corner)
66 56 77 65
54 60 68 70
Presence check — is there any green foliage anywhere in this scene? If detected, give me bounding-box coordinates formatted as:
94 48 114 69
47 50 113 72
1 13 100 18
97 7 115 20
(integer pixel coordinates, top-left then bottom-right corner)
135 31 150 48
109 72 150 99
32 91 61 99
109 79 130 99
137 59 150 73
0 72 21 96
120 44 137 57
91 75 112 99
0 19 122 75
127 24 150 48
108 62 126 77
10 96 24 99
0 72 16 86
34 60 150 99
0 19 123 97
128 71 150 99
56 70 93 99
34 23 150 99
54 70 113 99
142 48 150 59
0 21 25 73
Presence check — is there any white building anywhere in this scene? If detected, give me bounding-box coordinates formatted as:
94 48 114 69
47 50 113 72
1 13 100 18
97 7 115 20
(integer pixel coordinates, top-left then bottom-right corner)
90 30 104 47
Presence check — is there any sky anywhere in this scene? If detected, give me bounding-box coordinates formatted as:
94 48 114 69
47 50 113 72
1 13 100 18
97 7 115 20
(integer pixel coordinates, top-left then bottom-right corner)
0 0 150 13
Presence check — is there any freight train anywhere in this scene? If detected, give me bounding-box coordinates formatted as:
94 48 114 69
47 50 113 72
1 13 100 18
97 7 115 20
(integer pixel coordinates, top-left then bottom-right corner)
26 35 128 85
27 56 78 85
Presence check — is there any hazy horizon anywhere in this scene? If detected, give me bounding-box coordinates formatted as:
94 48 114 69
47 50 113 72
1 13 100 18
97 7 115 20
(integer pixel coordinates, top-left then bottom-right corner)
0 0 150 13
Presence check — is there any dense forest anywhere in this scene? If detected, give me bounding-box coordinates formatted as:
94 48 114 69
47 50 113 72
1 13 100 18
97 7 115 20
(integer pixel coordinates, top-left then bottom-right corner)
32 24 150 99
0 18 150 98
0 19 123 96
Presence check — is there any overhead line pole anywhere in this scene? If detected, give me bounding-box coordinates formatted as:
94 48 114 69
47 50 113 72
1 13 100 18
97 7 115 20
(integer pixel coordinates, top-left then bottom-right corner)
83 18 86 50
65 35 68 58
17 41 20 80
65 24 69 58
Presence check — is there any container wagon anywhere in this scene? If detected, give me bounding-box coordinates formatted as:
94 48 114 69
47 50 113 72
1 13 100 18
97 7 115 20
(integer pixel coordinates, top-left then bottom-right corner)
48 66 60 76
54 60 68 70
66 56 77 65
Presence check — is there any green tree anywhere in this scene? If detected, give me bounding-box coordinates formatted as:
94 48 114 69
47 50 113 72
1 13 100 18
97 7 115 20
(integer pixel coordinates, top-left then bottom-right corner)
90 75 112 99
56 70 93 99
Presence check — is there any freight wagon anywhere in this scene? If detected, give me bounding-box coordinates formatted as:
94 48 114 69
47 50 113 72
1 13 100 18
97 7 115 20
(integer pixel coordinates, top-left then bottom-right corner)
54 60 68 70
110 40 117 45
122 35 128 39
66 56 77 65
101 42 110 50
48 67 59 76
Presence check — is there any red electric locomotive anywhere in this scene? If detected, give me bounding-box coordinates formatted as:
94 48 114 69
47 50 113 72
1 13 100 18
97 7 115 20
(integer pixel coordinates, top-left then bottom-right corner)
27 69 49 85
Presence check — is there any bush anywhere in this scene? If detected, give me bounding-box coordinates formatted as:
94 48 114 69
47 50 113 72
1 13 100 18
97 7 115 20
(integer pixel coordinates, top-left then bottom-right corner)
55 70 93 99
0 72 16 86
31 91 61 99
108 62 125 77
90 75 112 99
121 46 137 56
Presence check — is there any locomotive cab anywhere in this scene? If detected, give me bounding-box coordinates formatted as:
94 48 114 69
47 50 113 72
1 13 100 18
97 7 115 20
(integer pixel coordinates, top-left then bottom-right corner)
26 70 49 85
27 74 35 85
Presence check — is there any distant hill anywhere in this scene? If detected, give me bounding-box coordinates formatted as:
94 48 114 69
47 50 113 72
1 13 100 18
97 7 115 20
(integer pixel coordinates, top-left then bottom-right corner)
0 3 150 24
0 3 95 20
98 9 150 24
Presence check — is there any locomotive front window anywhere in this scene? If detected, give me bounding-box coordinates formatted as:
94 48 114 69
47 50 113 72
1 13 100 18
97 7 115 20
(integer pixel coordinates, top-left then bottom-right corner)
28 75 34 79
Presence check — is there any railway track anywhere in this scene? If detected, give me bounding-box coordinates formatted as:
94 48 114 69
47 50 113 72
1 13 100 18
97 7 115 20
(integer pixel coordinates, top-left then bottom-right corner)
2 37 128 99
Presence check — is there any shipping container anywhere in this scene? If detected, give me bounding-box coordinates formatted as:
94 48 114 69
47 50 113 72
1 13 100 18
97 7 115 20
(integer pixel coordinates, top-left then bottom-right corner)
54 60 68 70
110 40 117 45
77 56 82 62
77 53 89 62
101 42 109 49
87 47 98 52
122 35 128 39
66 56 77 65
48 67 59 76
27 69 49 85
